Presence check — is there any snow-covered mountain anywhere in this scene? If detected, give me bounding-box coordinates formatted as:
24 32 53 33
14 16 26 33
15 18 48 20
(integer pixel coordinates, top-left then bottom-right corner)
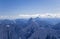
0 18 60 39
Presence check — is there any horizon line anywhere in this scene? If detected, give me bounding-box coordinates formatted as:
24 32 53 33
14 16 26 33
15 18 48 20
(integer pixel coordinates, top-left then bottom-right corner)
0 13 60 19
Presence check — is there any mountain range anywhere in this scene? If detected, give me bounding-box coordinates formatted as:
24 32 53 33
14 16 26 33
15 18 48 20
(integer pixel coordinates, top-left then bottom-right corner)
0 17 60 39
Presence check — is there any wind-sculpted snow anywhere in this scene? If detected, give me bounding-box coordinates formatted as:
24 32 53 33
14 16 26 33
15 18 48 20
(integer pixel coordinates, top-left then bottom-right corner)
0 18 60 39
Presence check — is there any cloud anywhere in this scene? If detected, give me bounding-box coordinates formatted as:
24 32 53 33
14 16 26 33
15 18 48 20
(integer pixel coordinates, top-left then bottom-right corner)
0 13 60 19
19 13 60 18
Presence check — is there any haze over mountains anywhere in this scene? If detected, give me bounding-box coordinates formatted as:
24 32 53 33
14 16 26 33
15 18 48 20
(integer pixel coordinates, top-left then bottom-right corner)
0 17 60 39
0 13 60 19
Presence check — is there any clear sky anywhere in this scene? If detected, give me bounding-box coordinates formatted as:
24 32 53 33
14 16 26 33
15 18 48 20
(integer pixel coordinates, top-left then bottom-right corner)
0 0 60 16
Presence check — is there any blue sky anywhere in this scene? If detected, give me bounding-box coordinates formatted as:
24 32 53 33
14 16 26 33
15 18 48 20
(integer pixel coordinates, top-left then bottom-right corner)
0 0 60 16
